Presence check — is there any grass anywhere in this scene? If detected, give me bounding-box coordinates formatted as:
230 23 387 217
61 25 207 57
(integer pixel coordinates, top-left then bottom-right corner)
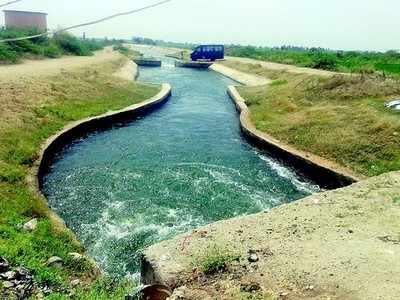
225 46 400 75
113 43 142 60
222 60 400 177
0 28 109 64
194 245 240 275
0 56 160 298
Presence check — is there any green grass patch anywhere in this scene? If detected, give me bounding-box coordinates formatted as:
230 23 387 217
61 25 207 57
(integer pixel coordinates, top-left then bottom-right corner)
270 79 288 86
193 245 240 275
0 58 160 297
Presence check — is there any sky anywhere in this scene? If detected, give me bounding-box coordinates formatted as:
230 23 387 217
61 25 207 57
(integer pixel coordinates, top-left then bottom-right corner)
1 0 399 51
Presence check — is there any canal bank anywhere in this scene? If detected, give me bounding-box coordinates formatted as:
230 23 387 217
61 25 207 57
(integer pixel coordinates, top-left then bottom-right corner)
143 170 400 300
0 53 165 298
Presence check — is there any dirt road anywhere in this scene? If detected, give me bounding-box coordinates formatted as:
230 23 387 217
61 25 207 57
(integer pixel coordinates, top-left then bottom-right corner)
225 56 342 77
0 48 120 80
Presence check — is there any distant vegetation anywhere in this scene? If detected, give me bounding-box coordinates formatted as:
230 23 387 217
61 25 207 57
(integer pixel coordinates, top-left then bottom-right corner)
132 36 196 49
130 36 400 76
0 28 121 64
113 43 142 59
225 45 400 75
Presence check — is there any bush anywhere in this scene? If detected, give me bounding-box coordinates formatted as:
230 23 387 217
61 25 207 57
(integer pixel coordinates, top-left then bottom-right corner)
53 32 92 56
0 28 109 63
43 43 63 58
310 53 338 70
0 43 18 63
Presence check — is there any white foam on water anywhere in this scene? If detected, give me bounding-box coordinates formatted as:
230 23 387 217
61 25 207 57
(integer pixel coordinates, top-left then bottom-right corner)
257 152 320 194
80 199 206 276
162 64 175 68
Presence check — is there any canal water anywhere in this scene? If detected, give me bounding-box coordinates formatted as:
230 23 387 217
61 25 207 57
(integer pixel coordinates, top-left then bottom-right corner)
42 51 320 278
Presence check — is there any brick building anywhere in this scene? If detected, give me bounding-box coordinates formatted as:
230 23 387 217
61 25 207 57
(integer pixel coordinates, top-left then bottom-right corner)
3 10 47 31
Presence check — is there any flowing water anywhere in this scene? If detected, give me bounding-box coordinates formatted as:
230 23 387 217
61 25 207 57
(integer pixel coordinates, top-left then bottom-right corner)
42 51 320 278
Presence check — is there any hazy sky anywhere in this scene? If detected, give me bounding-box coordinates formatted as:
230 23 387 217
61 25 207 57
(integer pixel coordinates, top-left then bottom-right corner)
1 0 399 51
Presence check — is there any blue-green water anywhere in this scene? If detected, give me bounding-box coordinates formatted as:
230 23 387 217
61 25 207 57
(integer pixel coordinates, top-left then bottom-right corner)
42 52 319 278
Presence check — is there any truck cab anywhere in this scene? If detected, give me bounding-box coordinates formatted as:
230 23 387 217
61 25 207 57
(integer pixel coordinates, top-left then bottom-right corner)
191 45 224 62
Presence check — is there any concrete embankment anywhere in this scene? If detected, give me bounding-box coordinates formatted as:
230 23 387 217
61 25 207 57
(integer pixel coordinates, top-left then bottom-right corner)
210 63 270 86
142 170 400 299
210 63 361 188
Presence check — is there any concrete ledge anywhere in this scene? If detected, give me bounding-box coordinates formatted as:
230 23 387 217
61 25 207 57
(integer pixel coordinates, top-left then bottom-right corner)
26 82 172 266
227 85 362 189
134 59 162 67
210 63 270 86
175 60 213 69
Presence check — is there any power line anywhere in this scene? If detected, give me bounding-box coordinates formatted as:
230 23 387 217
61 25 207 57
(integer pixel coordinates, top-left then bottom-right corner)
0 0 173 43
0 0 24 8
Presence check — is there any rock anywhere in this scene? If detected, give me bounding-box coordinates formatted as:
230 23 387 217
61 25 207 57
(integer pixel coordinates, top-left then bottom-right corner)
70 279 81 287
248 250 259 263
68 252 84 261
0 257 9 272
240 282 261 293
46 256 63 267
15 267 31 280
1 271 16 280
2 281 14 289
23 219 38 232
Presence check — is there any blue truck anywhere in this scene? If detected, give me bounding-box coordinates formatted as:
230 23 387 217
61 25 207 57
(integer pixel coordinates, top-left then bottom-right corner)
191 45 224 61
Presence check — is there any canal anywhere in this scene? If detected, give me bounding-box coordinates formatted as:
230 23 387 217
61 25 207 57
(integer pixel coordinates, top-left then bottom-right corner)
42 51 320 278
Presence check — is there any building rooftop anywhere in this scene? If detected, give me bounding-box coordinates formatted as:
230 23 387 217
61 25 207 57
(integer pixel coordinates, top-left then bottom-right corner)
3 10 48 15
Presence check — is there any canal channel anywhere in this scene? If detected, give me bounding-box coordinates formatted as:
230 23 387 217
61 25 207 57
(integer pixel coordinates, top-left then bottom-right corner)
42 51 320 278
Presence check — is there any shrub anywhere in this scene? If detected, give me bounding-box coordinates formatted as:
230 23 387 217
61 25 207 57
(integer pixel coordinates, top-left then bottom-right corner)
53 32 92 56
0 43 18 63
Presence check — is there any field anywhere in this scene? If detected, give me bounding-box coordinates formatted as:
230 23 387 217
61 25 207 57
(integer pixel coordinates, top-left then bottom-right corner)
0 56 160 298
222 60 400 177
225 46 400 75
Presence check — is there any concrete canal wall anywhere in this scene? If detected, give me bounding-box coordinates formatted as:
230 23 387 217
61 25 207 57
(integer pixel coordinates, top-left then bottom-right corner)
210 63 362 188
227 86 360 189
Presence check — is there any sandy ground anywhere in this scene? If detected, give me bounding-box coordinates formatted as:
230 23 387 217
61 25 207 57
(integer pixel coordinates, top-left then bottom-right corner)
0 47 120 81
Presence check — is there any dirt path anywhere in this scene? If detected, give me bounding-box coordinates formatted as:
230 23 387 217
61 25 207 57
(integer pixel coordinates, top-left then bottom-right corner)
0 47 120 80
225 56 342 77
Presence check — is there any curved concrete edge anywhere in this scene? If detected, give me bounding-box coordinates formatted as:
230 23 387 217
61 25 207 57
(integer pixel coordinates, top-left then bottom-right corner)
26 82 172 272
227 85 363 189
210 63 270 86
